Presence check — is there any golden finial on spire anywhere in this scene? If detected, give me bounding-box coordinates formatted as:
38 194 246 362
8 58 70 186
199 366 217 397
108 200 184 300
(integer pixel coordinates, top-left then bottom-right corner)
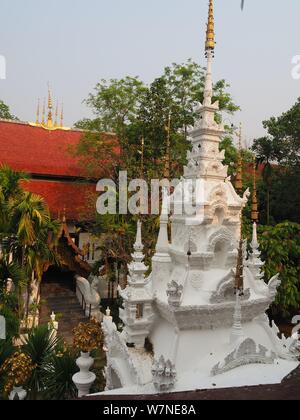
235 123 243 195
60 102 64 128
41 98 46 126
251 155 259 223
47 84 53 128
205 0 215 54
54 101 59 128
29 88 70 131
36 98 40 125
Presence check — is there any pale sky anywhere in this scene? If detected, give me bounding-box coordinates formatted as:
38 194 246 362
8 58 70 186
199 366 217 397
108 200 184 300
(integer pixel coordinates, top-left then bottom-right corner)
0 0 299 145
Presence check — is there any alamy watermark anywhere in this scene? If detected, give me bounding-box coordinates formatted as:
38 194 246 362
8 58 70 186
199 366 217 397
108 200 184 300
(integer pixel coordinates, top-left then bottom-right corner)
96 171 209 219
0 55 6 80
291 55 300 80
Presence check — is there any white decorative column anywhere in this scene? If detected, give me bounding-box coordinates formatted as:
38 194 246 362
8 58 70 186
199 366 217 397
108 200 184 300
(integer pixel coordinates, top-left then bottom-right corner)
9 386 27 401
48 312 58 340
72 353 96 398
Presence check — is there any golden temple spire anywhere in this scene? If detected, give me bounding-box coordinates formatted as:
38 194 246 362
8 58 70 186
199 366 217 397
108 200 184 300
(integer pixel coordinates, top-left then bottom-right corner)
251 156 259 223
235 123 243 195
60 102 64 128
205 0 215 54
29 87 70 131
54 101 59 128
42 98 46 126
47 84 53 128
36 98 40 125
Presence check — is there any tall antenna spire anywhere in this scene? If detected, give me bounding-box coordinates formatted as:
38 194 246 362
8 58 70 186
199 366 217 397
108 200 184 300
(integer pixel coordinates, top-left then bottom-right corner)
36 98 40 125
205 0 215 53
251 156 259 223
47 84 53 128
235 123 243 195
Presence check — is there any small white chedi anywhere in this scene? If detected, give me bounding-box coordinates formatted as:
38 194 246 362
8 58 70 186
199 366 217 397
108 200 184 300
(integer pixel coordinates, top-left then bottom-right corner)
100 0 300 395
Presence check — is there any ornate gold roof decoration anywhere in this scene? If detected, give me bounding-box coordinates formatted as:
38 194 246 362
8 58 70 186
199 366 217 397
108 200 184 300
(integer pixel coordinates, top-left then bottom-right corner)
205 0 215 53
235 123 243 195
29 86 70 131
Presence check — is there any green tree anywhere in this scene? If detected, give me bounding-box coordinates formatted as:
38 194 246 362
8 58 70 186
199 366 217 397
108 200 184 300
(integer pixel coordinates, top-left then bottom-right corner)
0 166 60 332
252 99 300 224
74 60 239 180
258 222 300 318
252 136 277 225
0 100 18 120
262 98 300 167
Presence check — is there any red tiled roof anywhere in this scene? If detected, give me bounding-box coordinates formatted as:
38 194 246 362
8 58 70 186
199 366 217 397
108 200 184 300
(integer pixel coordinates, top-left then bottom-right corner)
0 120 117 178
21 179 97 221
0 120 118 221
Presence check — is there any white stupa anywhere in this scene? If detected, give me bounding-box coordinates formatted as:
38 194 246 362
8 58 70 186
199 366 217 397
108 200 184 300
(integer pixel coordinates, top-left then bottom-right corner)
100 0 299 395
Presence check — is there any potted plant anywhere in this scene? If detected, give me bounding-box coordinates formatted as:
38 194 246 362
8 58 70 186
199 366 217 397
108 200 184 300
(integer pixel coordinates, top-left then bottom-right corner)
0 351 35 400
72 319 102 397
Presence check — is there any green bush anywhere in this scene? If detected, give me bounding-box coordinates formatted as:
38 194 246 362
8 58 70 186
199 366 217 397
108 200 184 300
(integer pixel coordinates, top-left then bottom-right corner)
258 222 300 318
41 348 78 400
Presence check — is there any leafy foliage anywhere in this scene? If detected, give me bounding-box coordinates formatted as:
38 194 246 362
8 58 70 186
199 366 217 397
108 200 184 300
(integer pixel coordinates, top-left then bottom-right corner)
258 222 300 317
41 348 78 401
23 325 61 397
75 60 239 180
0 100 18 121
0 165 60 334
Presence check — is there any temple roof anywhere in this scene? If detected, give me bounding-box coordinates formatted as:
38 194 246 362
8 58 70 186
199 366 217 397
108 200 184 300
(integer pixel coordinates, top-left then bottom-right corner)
0 119 119 222
0 119 117 178
22 179 96 222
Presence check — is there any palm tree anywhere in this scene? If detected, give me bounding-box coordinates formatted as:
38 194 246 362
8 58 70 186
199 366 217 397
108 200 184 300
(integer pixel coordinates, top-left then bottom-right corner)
14 193 59 323
0 166 60 330
0 165 28 237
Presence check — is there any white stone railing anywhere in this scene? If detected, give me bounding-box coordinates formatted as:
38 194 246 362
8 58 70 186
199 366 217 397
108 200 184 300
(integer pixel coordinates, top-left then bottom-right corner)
75 275 102 322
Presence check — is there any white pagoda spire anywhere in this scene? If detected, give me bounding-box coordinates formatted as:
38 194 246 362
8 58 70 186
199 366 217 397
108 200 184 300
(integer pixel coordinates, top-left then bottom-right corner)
203 0 215 106
203 0 215 107
247 222 264 281
184 0 227 182
119 220 154 349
